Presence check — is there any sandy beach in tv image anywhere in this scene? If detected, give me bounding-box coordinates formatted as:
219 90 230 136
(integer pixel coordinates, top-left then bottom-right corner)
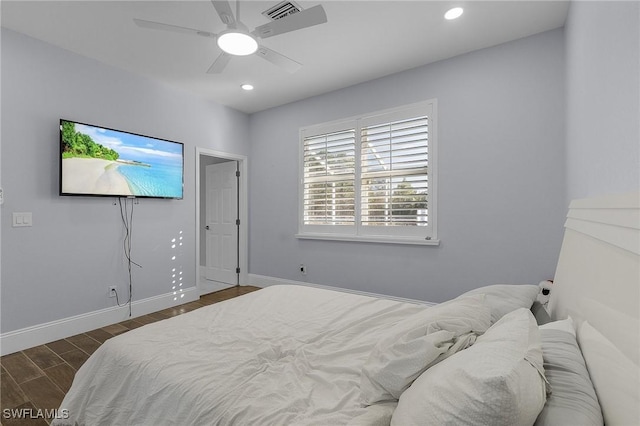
61 122 183 198
62 157 134 195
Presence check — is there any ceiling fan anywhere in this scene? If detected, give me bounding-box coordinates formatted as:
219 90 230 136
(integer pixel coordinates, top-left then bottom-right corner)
134 1 327 74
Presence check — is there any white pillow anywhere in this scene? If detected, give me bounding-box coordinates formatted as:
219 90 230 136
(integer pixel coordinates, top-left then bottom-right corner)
539 316 575 336
391 308 547 426
360 294 491 404
458 284 540 323
578 321 640 426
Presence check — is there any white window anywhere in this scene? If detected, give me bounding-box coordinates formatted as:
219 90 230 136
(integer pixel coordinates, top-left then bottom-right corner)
298 100 438 245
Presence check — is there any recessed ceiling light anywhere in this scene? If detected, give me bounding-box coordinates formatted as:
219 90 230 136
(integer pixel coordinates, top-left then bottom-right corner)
241 84 254 91
444 7 464 20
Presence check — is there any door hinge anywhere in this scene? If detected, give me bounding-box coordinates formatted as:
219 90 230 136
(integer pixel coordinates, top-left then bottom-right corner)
236 170 240 177
236 219 240 226
236 267 241 274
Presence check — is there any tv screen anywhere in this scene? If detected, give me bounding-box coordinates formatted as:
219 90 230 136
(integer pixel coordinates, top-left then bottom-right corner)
60 119 184 199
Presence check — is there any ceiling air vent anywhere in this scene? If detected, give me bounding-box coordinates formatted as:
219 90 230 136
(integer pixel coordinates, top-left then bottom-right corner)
262 1 302 21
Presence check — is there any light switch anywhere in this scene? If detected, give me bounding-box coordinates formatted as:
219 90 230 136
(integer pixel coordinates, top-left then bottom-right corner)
12 212 32 227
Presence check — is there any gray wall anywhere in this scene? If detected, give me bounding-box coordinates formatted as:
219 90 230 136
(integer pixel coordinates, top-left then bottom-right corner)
565 1 640 201
0 28 249 333
248 29 567 303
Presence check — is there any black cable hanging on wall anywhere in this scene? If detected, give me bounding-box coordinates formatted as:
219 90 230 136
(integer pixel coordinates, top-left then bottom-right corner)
116 197 142 317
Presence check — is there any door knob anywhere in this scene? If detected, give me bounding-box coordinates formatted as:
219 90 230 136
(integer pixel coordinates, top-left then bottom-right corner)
205 225 210 230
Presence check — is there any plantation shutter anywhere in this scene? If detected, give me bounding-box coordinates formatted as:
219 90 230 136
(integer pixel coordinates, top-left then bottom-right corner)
302 127 356 226
298 99 437 243
360 115 429 228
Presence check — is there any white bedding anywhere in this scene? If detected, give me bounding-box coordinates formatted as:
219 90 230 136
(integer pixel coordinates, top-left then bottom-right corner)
55 285 428 426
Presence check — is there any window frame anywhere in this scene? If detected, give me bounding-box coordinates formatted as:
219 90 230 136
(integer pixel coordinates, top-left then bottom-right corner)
296 99 439 246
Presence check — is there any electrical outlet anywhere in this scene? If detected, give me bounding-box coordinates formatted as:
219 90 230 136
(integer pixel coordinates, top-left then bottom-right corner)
108 286 117 298
300 264 307 275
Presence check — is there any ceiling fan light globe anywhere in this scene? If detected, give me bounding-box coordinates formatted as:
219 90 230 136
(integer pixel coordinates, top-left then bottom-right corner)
444 7 464 20
217 30 258 56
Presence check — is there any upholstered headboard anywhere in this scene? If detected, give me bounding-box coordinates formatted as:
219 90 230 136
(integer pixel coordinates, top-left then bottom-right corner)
549 192 639 425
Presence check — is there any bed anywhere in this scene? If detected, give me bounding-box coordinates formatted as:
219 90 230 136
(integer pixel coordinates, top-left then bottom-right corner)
54 192 639 426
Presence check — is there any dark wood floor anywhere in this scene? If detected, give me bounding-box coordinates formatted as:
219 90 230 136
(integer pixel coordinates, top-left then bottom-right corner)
0 286 261 425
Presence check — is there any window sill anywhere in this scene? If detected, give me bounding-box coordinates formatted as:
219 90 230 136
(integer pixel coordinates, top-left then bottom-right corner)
295 233 440 246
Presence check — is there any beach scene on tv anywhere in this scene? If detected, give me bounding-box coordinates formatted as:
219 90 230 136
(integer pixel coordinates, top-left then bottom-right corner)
61 121 183 198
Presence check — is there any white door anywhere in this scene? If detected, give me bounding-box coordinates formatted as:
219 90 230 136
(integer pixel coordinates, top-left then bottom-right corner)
205 161 238 285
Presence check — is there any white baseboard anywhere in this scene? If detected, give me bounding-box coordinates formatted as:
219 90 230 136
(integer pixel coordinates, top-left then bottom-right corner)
248 274 435 306
0 287 199 356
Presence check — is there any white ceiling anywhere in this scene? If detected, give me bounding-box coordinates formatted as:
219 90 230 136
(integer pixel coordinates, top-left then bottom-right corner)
1 1 569 114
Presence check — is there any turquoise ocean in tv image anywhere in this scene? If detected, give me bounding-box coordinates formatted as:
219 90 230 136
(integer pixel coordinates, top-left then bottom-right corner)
117 158 183 198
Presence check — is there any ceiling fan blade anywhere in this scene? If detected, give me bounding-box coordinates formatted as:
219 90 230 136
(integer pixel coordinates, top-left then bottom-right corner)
134 18 216 39
254 5 327 39
256 46 302 73
207 52 232 74
211 1 235 25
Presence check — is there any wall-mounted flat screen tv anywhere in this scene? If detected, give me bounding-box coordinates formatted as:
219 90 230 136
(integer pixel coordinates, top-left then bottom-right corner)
60 119 184 199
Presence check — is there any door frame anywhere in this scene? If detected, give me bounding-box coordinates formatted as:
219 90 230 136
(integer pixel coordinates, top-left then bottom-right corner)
195 147 248 295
